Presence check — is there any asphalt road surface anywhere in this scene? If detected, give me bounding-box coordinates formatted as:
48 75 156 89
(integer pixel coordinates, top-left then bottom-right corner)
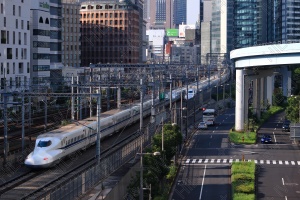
170 108 300 200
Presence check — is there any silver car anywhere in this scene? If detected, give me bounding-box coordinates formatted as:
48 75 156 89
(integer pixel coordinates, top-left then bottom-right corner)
198 122 208 130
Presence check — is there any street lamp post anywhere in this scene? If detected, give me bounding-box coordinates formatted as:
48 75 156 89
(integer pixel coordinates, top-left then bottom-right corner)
138 150 161 200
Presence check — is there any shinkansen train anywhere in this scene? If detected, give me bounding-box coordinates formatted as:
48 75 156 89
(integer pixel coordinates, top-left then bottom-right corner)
24 69 229 168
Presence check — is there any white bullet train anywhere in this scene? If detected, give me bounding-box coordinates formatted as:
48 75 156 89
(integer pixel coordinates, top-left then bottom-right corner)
24 98 161 168
25 69 229 168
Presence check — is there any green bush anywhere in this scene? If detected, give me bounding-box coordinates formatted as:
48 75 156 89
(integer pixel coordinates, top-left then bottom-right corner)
233 193 255 200
232 162 256 200
234 181 255 193
232 173 254 182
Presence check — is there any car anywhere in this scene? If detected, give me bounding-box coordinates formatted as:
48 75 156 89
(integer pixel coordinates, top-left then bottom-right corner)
261 134 272 144
198 122 208 130
282 120 290 132
282 123 290 132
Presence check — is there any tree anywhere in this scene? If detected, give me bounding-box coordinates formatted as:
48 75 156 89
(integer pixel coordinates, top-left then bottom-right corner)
152 123 182 164
286 96 300 123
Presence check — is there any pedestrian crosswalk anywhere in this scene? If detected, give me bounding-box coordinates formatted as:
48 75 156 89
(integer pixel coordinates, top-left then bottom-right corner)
184 158 300 166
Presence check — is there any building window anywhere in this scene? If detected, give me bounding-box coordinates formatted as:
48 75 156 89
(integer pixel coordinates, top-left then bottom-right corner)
13 32 15 44
7 63 9 74
45 18 49 24
1 30 6 44
4 17 6 27
13 63 15 74
39 17 43 23
19 32 21 45
19 6 21 17
27 21 29 30
1 3 3 14
16 19 18 29
24 33 27 45
15 48 18 59
13 5 15 16
21 20 24 29
7 48 12 59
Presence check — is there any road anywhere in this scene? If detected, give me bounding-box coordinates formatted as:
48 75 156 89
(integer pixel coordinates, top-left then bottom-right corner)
170 108 300 200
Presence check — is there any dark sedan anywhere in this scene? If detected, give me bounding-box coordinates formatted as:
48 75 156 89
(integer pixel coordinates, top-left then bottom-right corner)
261 134 272 143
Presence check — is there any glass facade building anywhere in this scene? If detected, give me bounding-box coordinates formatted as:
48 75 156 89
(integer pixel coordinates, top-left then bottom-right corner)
233 0 257 49
173 0 186 27
276 0 300 43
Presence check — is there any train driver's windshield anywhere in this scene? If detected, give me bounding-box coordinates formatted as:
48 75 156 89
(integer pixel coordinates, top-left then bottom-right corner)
37 140 52 147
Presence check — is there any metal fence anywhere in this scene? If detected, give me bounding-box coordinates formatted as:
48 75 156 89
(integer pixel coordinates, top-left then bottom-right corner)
32 119 158 200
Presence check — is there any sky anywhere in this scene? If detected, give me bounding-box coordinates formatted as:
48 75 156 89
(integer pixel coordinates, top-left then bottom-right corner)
186 0 200 25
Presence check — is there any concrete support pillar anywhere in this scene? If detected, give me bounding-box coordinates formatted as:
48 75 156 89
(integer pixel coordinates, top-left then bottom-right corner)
235 69 245 131
260 77 264 109
281 66 292 96
244 76 250 131
254 78 261 119
266 76 273 106
263 77 268 109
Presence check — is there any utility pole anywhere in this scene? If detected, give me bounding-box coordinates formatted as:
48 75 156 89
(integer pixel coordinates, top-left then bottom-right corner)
139 78 144 200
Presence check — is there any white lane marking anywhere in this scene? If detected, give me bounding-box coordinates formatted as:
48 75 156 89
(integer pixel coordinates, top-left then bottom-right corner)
273 160 276 164
217 159 221 163
260 160 264 164
192 159 197 164
254 160 258 164
248 159 252 162
285 161 289 165
236 159 239 162
199 165 207 200
274 128 277 130
279 160 283 165
229 159 233 163
198 159 203 163
186 159 190 164
291 161 295 165
273 132 277 144
266 160 270 164
285 196 287 200
223 159 227 163
282 178 285 185
204 159 209 163
211 159 215 163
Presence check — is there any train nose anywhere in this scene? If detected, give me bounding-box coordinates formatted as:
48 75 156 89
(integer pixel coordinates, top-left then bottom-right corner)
24 153 53 168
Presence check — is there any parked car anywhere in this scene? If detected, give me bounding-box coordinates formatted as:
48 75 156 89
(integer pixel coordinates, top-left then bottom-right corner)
261 134 272 143
198 122 208 130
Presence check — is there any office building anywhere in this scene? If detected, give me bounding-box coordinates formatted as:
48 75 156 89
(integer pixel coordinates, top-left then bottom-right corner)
148 0 173 29
0 0 31 96
62 0 81 67
80 0 144 66
30 0 63 85
173 0 186 28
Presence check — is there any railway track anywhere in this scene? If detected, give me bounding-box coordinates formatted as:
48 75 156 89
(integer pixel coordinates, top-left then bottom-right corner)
0 129 139 200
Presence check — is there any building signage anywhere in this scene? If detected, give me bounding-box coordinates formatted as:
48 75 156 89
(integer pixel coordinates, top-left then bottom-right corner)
179 24 196 38
40 2 50 10
166 29 179 37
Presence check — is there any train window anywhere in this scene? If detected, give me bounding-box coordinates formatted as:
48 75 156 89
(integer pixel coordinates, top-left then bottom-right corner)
37 140 52 147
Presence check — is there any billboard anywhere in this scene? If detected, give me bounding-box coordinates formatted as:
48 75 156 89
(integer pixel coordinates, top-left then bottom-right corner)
166 29 179 37
179 24 196 38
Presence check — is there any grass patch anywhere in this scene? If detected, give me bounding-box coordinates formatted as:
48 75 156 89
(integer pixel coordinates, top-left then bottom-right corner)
230 105 284 145
229 131 256 144
232 162 256 200
233 193 255 200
